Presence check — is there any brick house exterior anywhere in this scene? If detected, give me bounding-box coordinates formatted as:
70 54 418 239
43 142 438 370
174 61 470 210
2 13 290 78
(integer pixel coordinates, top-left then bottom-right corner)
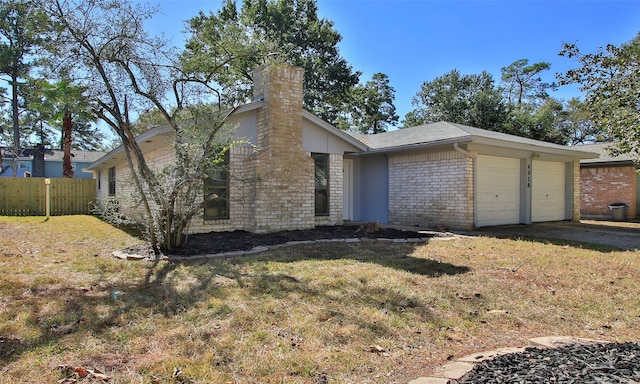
579 143 638 219
88 64 598 233
388 150 474 229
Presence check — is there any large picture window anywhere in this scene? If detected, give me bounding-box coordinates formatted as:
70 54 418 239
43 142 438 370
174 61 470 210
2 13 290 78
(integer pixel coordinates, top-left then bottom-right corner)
312 153 329 216
108 167 116 196
204 152 230 220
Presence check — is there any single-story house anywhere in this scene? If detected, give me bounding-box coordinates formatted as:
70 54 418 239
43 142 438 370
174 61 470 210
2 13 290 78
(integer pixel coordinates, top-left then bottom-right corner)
1 145 104 179
87 64 598 233
578 142 638 219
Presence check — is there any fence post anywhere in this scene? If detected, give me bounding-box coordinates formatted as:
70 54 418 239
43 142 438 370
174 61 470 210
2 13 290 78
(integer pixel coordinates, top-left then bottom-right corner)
45 178 51 217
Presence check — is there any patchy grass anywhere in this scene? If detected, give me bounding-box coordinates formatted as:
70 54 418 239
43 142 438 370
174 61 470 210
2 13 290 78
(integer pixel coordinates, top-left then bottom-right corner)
0 216 638 383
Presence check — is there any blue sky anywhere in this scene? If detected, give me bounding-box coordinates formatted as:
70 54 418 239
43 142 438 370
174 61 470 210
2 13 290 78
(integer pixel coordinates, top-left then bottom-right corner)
148 0 640 123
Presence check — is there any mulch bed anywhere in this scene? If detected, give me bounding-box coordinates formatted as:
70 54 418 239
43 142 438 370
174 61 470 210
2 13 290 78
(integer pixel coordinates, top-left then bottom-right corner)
456 342 640 383
164 224 426 256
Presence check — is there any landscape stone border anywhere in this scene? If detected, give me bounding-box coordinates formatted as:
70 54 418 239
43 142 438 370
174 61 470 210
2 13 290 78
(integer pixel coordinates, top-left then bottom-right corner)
111 234 457 261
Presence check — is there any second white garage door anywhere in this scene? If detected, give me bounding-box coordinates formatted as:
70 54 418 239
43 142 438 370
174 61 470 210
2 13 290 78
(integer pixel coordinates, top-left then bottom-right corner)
476 155 521 226
532 160 566 222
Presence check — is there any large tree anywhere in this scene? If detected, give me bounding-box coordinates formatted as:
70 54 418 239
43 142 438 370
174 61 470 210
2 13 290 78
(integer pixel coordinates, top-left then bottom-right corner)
402 69 507 130
559 33 640 159
349 73 398 134
0 0 51 175
500 59 556 108
499 58 571 143
183 0 360 125
503 98 570 145
559 97 606 145
42 0 246 254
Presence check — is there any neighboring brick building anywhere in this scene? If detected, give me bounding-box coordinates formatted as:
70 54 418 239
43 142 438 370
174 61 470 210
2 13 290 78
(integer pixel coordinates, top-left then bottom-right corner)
578 143 638 219
88 64 598 233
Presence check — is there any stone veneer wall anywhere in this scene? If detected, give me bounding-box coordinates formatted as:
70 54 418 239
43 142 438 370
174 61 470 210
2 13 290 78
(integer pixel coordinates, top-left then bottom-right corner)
388 150 474 230
580 164 637 218
246 64 315 233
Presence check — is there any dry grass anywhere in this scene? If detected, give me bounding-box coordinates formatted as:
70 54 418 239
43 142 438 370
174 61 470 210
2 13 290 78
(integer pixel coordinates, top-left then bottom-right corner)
0 216 638 383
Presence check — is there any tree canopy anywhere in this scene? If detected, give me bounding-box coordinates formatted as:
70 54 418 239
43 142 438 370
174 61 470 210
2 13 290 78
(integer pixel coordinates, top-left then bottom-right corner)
0 0 51 173
500 58 556 108
401 59 590 145
43 0 242 253
183 0 360 125
559 33 640 158
403 69 507 131
348 73 398 134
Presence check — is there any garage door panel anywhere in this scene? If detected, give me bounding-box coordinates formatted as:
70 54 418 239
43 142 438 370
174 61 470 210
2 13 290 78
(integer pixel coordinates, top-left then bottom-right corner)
477 155 520 227
532 161 566 222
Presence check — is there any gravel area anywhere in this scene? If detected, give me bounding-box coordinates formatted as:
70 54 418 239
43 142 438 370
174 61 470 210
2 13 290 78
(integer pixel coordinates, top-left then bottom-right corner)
456 342 640 383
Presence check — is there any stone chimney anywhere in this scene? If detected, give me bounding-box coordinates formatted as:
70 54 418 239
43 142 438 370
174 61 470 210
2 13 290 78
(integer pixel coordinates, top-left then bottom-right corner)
247 64 315 233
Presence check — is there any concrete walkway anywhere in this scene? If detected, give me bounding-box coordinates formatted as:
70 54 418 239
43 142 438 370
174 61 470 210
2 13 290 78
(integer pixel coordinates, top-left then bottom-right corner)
408 336 606 384
470 220 640 251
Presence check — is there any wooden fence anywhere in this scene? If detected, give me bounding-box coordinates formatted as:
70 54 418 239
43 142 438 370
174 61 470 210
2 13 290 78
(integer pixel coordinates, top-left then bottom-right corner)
0 177 96 216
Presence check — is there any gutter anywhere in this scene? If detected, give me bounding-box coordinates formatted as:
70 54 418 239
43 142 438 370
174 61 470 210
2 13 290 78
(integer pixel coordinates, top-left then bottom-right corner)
359 136 474 156
453 142 476 158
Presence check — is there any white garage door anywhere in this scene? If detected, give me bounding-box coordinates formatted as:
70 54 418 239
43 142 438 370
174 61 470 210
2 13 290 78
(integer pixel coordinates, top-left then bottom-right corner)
476 155 521 226
532 161 566 222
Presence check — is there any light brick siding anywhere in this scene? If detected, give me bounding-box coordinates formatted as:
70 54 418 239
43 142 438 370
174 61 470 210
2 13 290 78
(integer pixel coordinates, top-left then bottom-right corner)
580 165 637 218
388 150 474 230
189 145 259 233
572 160 581 221
315 153 344 227
247 64 316 233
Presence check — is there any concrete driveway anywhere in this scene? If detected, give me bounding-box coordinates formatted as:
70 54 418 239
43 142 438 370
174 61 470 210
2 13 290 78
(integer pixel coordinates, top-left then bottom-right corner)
471 220 640 251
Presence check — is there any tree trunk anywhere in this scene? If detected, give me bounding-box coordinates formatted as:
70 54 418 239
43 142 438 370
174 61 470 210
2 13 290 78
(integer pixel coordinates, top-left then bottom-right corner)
11 69 20 177
62 109 74 178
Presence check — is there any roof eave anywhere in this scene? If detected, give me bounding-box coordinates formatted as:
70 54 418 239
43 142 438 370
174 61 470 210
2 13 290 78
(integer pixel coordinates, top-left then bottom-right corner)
86 102 266 171
580 160 637 167
471 136 600 159
361 136 474 155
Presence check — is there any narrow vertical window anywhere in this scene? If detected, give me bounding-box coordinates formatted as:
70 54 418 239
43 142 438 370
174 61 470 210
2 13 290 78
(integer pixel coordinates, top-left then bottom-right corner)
98 171 101 190
313 153 329 216
108 167 116 196
204 152 230 220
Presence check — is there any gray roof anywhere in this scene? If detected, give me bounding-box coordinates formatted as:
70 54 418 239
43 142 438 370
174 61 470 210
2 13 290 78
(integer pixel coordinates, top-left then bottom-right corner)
1 147 105 162
577 142 638 165
45 150 106 163
355 121 594 155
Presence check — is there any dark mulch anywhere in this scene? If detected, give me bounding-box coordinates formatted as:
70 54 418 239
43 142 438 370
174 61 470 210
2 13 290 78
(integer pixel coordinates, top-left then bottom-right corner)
167 224 426 256
456 342 640 383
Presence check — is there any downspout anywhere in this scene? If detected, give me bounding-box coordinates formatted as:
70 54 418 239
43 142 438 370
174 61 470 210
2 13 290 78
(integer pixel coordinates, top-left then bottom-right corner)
453 142 475 158
453 142 477 230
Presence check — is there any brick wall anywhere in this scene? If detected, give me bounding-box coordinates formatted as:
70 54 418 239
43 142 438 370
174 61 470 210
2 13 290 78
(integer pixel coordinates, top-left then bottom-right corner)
246 64 316 233
96 64 328 234
388 150 474 230
315 152 344 227
572 160 581 221
580 165 637 218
